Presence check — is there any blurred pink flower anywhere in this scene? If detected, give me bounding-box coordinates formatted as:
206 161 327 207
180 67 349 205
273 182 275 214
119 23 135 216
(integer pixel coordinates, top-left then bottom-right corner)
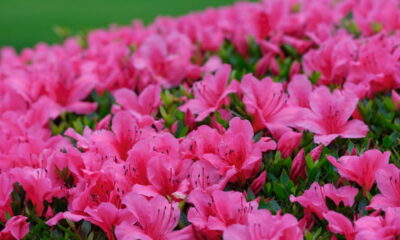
0 216 30 240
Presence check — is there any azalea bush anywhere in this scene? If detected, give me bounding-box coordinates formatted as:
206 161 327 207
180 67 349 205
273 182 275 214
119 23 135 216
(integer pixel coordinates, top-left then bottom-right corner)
1 0 400 239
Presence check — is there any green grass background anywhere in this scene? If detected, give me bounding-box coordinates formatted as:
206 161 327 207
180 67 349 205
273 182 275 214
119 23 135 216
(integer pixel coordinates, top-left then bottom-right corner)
0 0 240 50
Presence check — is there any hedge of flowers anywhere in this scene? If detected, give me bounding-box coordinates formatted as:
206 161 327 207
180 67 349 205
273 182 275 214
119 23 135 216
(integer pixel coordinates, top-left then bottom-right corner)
1 0 400 239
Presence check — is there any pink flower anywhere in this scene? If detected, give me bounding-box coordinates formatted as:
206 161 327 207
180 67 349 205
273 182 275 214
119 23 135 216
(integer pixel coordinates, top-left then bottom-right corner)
6 50 98 115
180 64 238 121
290 183 357 219
299 86 368 146
203 117 276 183
287 74 312 108
290 149 306 181
353 0 400 36
241 74 302 137
277 130 303 158
113 84 161 126
123 133 192 199
0 173 13 222
348 35 400 94
0 216 30 240
250 171 267 195
132 32 200 88
327 149 390 191
369 164 400 210
65 173 121 212
187 190 258 234
310 145 323 162
323 184 358 207
83 203 133 239
65 111 142 161
9 167 65 215
355 207 400 239
180 125 221 160
132 154 192 199
223 209 303 240
323 211 355 240
302 35 356 86
48 202 133 240
115 192 180 240
189 160 236 193
0 82 27 114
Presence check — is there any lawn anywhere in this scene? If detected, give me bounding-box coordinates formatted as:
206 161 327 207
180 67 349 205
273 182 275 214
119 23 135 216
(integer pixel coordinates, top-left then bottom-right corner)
0 0 238 50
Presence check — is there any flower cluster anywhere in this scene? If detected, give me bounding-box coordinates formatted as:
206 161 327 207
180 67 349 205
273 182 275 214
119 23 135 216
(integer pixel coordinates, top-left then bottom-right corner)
1 0 400 239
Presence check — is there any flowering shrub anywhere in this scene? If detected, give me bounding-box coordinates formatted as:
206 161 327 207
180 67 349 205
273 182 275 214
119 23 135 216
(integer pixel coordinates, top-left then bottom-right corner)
1 0 400 239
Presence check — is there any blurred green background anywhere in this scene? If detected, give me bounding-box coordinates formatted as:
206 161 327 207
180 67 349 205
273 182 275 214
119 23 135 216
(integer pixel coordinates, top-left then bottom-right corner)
0 0 240 50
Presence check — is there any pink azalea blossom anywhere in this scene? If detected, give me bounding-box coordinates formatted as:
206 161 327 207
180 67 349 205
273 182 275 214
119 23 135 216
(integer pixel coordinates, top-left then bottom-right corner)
290 182 358 219
0 173 13 222
323 211 355 240
323 184 358 207
250 171 267 195
355 207 400 239
287 74 312 108
180 64 238 121
48 202 133 240
6 52 98 115
327 149 390 191
299 86 368 146
302 35 356 86
131 32 200 89
348 35 400 94
203 117 276 183
0 216 30 240
277 130 303 158
118 132 193 199
353 0 400 36
369 164 400 210
241 73 302 137
223 209 303 240
131 153 192 199
187 190 258 236
113 84 161 126
290 149 306 181
180 125 221 160
189 160 236 193
2 1 400 238
9 167 65 215
310 145 323 162
115 192 181 240
65 111 143 161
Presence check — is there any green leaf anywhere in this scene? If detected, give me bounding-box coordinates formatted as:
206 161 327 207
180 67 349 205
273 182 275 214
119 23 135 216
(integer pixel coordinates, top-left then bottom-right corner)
215 111 229 129
305 154 314 171
309 71 321 85
272 182 289 200
371 22 383 33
